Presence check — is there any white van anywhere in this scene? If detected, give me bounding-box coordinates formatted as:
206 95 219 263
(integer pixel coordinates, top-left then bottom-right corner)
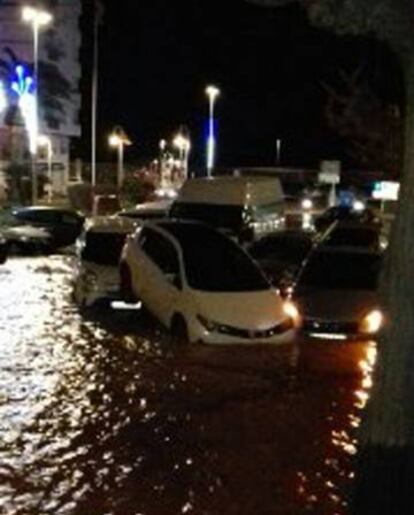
169 176 285 242
73 216 136 307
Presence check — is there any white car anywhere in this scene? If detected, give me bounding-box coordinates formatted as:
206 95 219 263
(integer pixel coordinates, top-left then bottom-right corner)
120 220 299 344
73 216 136 307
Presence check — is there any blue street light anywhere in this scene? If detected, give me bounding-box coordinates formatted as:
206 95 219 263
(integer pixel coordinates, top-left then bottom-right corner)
11 65 37 154
205 85 220 177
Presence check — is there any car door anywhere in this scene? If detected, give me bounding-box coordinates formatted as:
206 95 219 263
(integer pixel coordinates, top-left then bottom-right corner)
139 229 182 324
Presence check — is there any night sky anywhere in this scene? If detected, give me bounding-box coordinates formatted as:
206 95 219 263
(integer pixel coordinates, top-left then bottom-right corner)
79 0 403 170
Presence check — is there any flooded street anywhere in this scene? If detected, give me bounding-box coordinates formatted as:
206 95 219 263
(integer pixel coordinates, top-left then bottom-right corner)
0 256 375 515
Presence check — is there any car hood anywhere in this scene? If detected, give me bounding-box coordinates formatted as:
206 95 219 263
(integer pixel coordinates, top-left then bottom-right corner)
297 289 378 322
190 289 286 329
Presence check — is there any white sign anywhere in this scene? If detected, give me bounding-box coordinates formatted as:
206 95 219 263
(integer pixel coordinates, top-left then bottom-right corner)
372 181 400 201
319 160 341 185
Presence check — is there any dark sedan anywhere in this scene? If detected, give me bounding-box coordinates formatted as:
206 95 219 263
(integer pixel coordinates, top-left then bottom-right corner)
314 206 380 232
293 247 383 340
11 206 84 249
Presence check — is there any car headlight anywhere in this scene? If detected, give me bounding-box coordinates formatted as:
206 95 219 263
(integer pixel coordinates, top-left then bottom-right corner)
360 309 383 334
283 301 300 325
197 314 220 333
301 198 313 210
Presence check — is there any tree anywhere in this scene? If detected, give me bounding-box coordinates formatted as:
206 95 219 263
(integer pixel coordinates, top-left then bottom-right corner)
247 1 414 513
322 67 403 177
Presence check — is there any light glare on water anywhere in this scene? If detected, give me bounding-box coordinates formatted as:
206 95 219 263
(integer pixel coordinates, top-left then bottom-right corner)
0 256 376 514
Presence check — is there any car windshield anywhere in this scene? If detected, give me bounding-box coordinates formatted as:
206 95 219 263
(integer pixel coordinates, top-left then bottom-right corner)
299 251 382 290
249 234 312 264
161 224 269 292
82 232 127 265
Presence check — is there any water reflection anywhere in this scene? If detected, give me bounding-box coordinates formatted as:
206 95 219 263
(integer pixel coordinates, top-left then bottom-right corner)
0 256 376 514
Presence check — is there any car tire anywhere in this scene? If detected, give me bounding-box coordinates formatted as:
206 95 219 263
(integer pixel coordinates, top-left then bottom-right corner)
170 314 189 345
120 263 137 303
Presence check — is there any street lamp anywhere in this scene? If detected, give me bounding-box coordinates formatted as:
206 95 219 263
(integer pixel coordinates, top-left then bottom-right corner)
37 135 53 203
173 133 191 182
205 84 220 177
22 5 53 205
108 126 132 189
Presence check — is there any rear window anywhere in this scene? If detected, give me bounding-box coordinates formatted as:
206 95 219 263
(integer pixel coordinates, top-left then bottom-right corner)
249 234 312 264
81 232 127 265
170 202 244 230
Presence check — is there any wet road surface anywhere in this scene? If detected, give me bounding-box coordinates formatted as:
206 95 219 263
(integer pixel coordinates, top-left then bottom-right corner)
0 256 376 514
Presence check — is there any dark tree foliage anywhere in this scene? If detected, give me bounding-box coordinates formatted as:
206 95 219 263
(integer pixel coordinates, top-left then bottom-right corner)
247 1 414 514
322 68 403 177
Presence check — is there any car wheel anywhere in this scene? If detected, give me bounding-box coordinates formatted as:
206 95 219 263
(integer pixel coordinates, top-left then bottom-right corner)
170 314 189 345
120 263 137 302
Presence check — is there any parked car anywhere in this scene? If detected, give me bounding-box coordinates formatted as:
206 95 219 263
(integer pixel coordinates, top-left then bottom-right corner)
92 194 121 217
293 247 383 340
0 234 7 264
73 216 136 307
3 225 54 255
320 223 384 252
169 176 285 243
314 205 379 232
247 230 314 286
120 220 299 344
117 200 171 222
11 206 85 248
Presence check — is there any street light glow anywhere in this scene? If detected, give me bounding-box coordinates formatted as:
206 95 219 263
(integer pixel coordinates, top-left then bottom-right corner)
22 6 53 26
109 134 122 147
108 126 132 189
205 85 220 100
173 134 191 152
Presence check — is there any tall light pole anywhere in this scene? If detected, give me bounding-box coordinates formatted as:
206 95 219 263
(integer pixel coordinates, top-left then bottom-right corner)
37 135 53 202
276 138 282 165
205 85 220 177
109 126 131 190
22 5 52 205
91 0 104 188
0 81 7 115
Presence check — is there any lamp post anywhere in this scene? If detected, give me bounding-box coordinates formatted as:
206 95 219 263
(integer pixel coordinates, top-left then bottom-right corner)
205 85 220 177
37 135 52 202
276 138 282 165
22 5 52 205
109 126 131 189
0 81 7 115
173 133 191 182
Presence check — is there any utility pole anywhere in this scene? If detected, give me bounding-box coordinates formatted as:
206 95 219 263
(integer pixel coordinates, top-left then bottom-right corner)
91 0 104 188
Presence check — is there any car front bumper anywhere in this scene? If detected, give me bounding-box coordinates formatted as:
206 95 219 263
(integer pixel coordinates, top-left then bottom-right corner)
190 318 297 345
302 318 376 341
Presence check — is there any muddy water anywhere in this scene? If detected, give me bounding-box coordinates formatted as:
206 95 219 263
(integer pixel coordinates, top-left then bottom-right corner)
0 256 375 514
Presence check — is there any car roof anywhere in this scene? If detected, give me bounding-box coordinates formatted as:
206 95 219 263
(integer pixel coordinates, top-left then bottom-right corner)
85 215 136 234
147 219 229 247
13 206 82 216
118 200 171 217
